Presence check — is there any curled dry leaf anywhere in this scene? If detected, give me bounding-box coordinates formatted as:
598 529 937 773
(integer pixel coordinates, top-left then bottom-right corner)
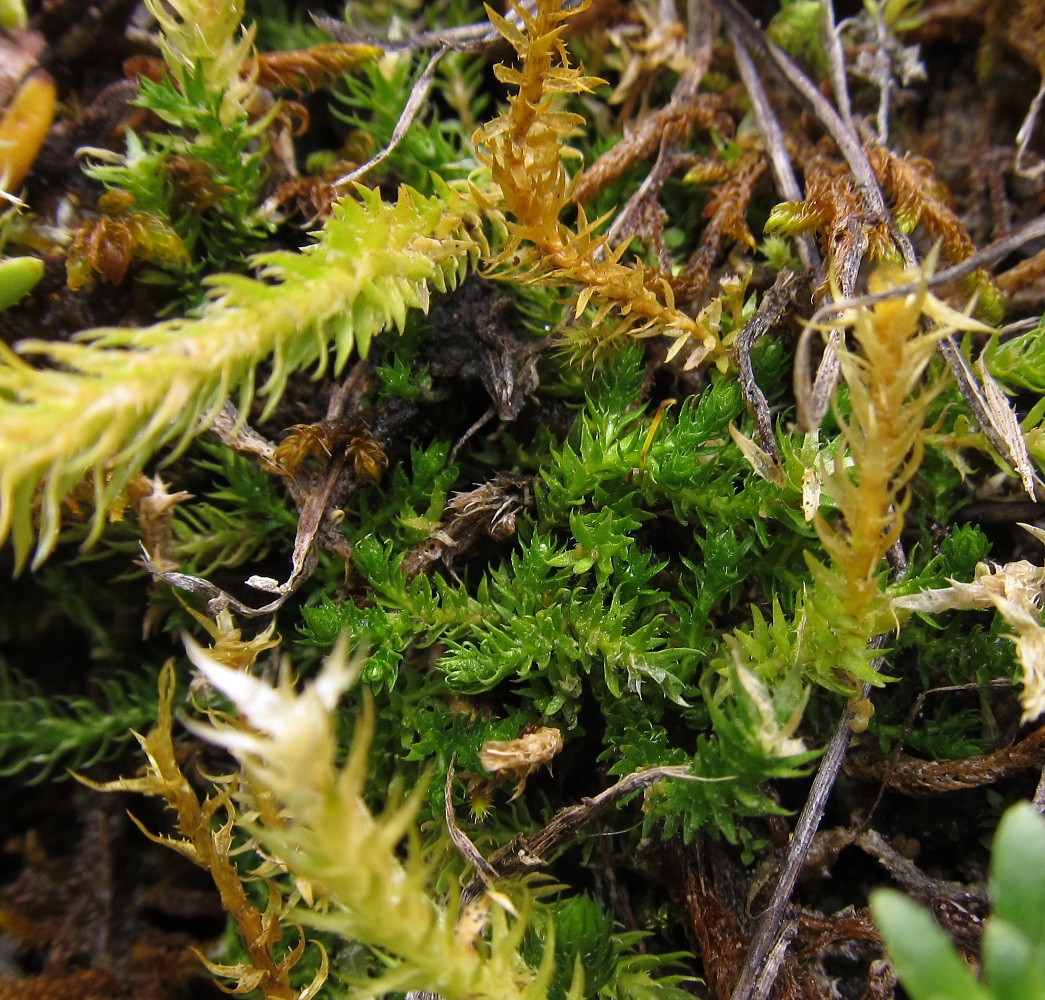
479 726 563 800
893 525 1045 722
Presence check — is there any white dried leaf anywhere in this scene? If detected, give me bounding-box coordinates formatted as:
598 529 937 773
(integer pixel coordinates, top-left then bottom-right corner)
479 727 563 776
893 526 1045 722
977 357 1037 499
726 639 807 758
729 423 784 486
185 633 358 797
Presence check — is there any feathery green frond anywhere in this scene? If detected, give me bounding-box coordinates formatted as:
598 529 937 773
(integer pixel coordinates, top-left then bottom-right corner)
0 663 159 783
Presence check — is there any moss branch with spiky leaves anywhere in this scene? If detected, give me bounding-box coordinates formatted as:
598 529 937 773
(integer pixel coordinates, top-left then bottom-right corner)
183 637 557 1000
0 0 726 572
0 0 491 572
79 661 326 1000
0 181 486 571
473 0 723 367
723 261 998 725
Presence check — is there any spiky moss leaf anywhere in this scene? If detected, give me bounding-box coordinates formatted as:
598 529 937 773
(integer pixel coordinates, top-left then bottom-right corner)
143 0 255 124
0 180 486 571
170 478 297 578
791 555 894 695
522 895 617 1000
332 56 476 193
617 696 817 845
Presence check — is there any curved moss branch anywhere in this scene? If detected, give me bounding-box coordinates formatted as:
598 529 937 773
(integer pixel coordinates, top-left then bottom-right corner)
0 180 487 570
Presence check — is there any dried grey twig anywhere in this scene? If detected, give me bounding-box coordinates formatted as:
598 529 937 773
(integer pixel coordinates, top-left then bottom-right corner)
807 825 987 908
334 45 449 188
807 213 1045 323
713 0 902 244
726 26 820 279
721 0 878 432
734 268 806 463
728 675 874 1000
445 763 499 885
459 765 704 908
1016 78 1045 180
819 0 852 125
717 0 1041 495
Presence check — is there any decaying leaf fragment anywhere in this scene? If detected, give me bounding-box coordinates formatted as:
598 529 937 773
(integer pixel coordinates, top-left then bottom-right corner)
250 42 382 93
479 726 563 800
846 725 1045 796
723 638 809 757
893 525 1045 722
65 190 191 290
127 473 193 574
976 357 1038 498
